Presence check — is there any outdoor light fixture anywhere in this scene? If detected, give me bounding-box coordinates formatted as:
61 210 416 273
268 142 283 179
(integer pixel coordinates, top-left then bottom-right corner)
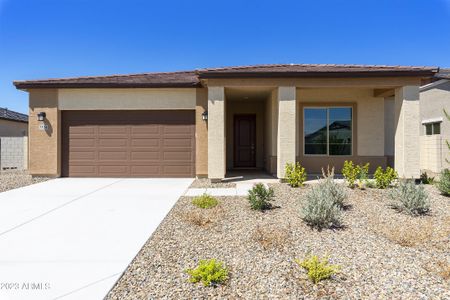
37 112 46 122
202 111 208 121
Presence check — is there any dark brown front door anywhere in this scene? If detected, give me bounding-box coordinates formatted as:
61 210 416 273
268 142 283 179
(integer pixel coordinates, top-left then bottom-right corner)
62 110 195 177
234 114 256 168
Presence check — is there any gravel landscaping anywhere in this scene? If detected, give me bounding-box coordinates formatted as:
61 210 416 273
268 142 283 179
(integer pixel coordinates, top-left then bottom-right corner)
107 183 449 299
0 171 50 193
189 178 236 188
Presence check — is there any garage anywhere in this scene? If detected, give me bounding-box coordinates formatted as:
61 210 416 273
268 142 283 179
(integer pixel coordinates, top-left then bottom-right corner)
62 110 195 177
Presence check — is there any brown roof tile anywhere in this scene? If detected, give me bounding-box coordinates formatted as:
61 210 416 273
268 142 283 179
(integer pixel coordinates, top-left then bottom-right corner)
13 64 439 89
14 71 200 89
197 64 439 78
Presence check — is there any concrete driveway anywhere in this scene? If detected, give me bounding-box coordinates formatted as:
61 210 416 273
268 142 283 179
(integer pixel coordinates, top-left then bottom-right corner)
0 178 193 300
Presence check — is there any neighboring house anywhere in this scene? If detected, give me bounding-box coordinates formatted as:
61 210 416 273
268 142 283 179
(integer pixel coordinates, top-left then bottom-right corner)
13 64 439 179
0 108 28 170
0 107 28 137
419 69 450 175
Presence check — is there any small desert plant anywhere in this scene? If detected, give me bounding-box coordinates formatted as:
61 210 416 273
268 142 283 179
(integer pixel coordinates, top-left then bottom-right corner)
253 224 291 250
321 165 335 178
192 194 219 209
420 172 435 185
186 259 228 286
342 160 358 187
301 181 343 229
181 206 222 227
342 161 369 189
248 183 275 211
285 162 307 187
320 177 347 208
389 180 430 216
295 254 340 284
356 163 370 189
374 166 398 189
437 169 450 196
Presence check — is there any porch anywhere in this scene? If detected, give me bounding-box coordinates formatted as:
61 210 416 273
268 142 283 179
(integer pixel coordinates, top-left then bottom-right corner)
207 78 421 180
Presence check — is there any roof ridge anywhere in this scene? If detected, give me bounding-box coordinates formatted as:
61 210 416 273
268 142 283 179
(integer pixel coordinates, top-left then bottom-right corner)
198 63 437 71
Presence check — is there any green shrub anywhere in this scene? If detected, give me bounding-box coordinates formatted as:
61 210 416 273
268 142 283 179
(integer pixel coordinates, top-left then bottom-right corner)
248 183 275 211
420 172 435 185
285 162 307 187
192 194 218 209
186 259 228 286
374 166 398 189
342 161 370 189
295 254 340 284
389 180 430 216
342 161 358 188
301 179 343 229
356 163 370 189
437 169 450 196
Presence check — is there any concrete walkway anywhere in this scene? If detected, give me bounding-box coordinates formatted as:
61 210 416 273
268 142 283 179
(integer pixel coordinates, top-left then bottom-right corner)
0 178 192 300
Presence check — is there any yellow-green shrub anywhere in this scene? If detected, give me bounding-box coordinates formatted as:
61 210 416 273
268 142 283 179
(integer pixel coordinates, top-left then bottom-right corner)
192 194 218 209
295 254 340 284
374 166 398 189
285 162 307 187
342 161 369 188
186 259 228 286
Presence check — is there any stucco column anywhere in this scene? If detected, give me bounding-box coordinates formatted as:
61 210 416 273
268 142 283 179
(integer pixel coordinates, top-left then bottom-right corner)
394 86 420 178
277 86 296 178
207 87 226 180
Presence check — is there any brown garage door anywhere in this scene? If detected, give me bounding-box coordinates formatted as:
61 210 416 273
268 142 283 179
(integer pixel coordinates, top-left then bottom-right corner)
62 110 195 177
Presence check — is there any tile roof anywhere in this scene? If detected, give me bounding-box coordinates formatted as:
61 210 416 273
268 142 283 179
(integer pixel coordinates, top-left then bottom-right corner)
197 64 439 77
14 71 200 89
435 68 450 79
0 108 28 123
13 64 439 89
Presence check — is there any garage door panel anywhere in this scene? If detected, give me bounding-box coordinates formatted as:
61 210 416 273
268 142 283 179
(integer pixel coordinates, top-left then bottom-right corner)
163 138 193 147
98 165 129 175
62 110 195 177
131 125 160 135
98 138 128 147
99 126 128 135
131 138 160 147
70 138 96 147
130 165 161 176
130 151 160 160
98 151 128 161
70 151 96 160
70 165 97 176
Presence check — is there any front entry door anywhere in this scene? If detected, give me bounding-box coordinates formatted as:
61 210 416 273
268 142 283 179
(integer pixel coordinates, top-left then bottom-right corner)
234 114 256 168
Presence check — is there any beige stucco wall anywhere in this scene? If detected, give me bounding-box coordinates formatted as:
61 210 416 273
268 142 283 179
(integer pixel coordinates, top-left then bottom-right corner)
226 100 265 169
277 87 297 178
395 86 421 178
207 87 226 179
58 88 196 110
195 88 208 177
295 88 386 173
264 90 277 174
0 119 28 137
420 80 450 171
28 89 60 176
420 135 445 174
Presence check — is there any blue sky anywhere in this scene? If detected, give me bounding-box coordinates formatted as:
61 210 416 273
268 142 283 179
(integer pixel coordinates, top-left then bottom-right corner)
1 0 449 114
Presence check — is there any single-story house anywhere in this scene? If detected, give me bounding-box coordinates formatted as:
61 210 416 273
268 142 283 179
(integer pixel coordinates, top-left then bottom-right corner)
13 64 439 180
0 107 28 137
419 68 450 175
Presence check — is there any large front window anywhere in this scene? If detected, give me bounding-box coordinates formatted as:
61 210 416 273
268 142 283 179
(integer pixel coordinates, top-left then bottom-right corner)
304 107 352 156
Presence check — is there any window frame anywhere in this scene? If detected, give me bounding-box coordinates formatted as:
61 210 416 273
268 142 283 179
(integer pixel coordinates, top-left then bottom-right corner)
303 106 353 157
424 121 441 135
